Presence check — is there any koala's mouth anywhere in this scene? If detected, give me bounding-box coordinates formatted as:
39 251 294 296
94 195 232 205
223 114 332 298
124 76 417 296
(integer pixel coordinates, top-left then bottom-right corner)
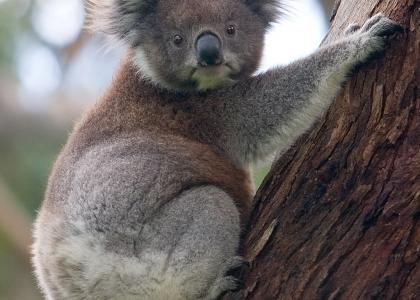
191 64 238 90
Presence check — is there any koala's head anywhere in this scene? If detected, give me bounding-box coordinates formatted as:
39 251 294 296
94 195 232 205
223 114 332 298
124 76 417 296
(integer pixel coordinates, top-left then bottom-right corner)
88 0 282 91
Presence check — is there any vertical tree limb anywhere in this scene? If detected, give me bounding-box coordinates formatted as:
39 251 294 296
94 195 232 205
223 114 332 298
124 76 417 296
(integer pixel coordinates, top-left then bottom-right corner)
232 0 419 298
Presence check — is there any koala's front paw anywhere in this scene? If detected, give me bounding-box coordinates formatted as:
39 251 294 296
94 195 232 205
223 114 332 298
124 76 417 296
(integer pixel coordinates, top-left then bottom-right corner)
347 14 403 64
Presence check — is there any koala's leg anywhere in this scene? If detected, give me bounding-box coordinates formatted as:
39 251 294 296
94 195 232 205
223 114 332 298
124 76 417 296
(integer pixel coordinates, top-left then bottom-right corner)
213 14 402 165
33 186 242 300
148 185 242 300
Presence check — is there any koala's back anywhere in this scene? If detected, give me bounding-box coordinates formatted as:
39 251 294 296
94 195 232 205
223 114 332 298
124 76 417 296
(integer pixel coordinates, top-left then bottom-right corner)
33 129 252 299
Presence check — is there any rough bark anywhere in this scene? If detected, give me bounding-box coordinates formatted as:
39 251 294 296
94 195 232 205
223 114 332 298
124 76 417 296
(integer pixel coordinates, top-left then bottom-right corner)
231 0 419 299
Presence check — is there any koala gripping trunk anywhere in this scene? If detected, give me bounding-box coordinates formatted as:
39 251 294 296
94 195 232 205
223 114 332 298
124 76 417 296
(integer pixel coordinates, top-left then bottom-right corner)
228 0 420 299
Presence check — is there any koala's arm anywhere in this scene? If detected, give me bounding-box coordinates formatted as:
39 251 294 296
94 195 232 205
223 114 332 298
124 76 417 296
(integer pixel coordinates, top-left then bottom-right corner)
215 15 401 165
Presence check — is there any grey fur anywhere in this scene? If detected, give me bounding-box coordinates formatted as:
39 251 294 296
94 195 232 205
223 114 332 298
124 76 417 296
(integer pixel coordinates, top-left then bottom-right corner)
33 2 402 299
34 136 243 299
210 14 402 164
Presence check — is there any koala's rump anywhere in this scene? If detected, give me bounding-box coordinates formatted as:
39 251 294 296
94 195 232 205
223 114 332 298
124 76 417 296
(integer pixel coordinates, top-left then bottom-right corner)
33 133 248 299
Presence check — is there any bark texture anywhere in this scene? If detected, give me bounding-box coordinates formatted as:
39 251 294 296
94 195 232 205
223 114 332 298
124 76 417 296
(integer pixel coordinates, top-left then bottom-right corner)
231 0 419 299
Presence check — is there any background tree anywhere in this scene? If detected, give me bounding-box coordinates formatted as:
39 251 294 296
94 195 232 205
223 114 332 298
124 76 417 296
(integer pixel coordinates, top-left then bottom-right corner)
229 0 419 298
320 0 335 15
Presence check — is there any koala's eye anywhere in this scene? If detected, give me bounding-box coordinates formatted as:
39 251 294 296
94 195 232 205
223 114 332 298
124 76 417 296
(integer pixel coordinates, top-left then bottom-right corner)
173 34 184 46
226 25 236 35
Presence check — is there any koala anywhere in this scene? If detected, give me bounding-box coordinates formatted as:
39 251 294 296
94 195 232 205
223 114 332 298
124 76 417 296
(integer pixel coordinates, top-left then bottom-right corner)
32 0 402 299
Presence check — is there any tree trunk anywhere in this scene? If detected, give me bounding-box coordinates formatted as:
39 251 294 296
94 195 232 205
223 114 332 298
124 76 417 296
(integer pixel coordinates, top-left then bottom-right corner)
231 0 419 299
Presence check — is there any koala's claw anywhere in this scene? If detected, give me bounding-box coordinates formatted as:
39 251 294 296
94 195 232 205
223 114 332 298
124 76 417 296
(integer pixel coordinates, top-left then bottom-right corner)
345 23 361 36
204 276 243 300
346 14 402 66
362 14 403 37
218 276 244 293
202 257 248 299
346 14 402 39
226 256 250 270
360 13 386 32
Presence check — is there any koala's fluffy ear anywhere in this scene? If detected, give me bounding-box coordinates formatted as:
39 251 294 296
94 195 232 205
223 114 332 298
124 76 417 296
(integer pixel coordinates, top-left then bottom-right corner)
244 0 283 27
86 0 156 41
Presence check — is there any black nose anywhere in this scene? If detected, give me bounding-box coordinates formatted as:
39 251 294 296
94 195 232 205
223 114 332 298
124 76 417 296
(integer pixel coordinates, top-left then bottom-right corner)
196 33 222 66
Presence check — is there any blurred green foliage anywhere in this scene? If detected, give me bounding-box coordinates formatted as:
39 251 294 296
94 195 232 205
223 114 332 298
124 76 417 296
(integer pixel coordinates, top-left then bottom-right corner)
0 116 66 299
254 164 271 188
0 128 66 215
0 231 42 300
0 1 30 73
